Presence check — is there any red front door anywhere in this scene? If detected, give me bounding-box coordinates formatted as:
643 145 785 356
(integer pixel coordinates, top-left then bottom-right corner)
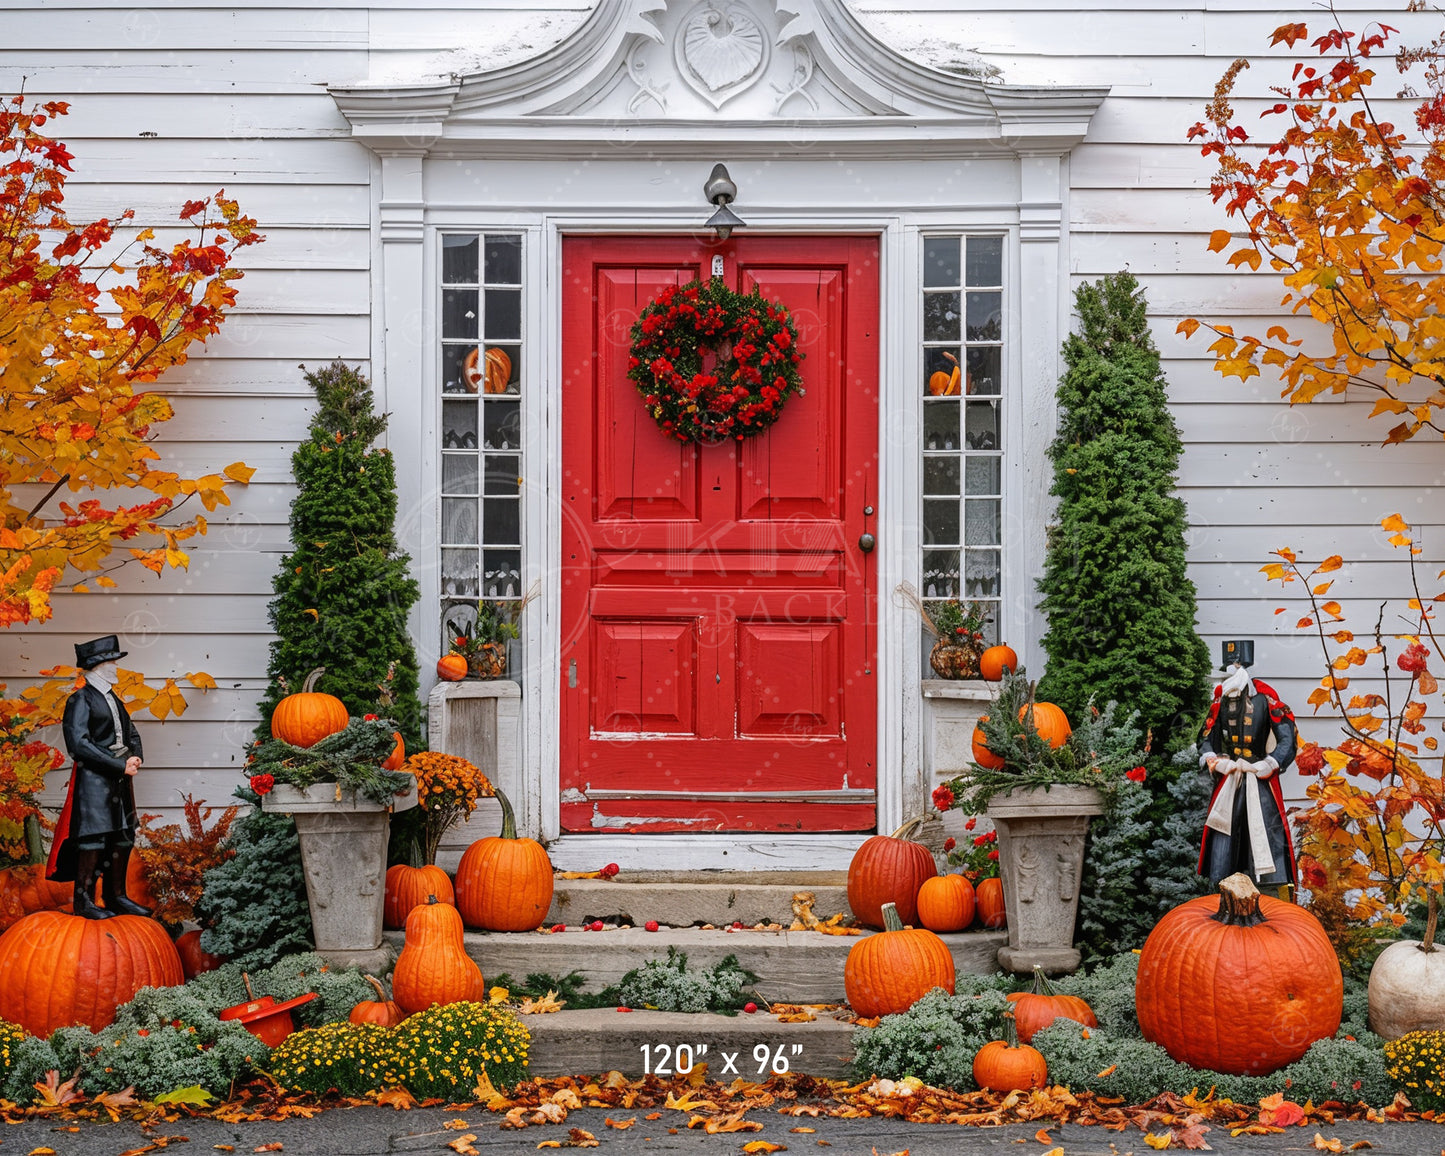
560 235 879 834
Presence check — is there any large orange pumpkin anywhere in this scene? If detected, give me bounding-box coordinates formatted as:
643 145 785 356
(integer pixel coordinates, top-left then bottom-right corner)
973 1014 1048 1091
846 818 938 930
454 788 554 932
392 895 486 1014
436 654 468 682
916 874 975 933
1136 873 1342 1075
270 668 350 748
976 876 1006 929
349 975 406 1027
979 645 1018 681
1018 701 1071 749
385 862 455 930
971 716 1005 770
844 902 956 1018
175 929 225 979
1006 965 1097 1043
0 911 183 1036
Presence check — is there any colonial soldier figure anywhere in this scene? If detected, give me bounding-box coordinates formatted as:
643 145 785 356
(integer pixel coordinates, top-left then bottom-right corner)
45 635 152 920
1198 639 1299 889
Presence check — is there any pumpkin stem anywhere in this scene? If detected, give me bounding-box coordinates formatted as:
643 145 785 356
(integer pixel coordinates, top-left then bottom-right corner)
409 836 424 870
496 786 518 840
1029 964 1062 997
427 893 440 905
364 975 387 1001
888 817 926 843
880 901 905 933
242 972 256 1002
1002 1008 1021 1049
1422 888 1440 955
301 667 327 694
1210 872 1268 928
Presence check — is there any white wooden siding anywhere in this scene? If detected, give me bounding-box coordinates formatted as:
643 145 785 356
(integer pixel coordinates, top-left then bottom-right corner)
0 0 1435 823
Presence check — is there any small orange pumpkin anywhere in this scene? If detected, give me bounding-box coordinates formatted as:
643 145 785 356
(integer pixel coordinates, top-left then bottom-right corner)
436 654 468 682
270 668 350 748
1018 700 1071 749
979 645 1018 681
385 862 455 930
1 864 73 917
175 929 226 979
1006 965 1097 1043
382 731 406 772
976 876 1006 929
844 901 956 1018
916 874 975 933
454 788 554 932
973 1013 1048 1091
391 895 486 1014
349 975 406 1027
846 818 938 930
971 716 1006 770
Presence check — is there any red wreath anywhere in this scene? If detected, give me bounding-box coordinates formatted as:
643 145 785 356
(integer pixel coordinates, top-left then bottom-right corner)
627 278 805 444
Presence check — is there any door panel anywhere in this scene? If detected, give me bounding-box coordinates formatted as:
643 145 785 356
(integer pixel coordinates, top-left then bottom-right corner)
560 235 879 834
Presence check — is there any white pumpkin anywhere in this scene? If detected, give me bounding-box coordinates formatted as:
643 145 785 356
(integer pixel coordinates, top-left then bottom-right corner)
1368 938 1445 1040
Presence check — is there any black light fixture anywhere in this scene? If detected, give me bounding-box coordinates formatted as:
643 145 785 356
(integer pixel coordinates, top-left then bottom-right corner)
703 162 745 240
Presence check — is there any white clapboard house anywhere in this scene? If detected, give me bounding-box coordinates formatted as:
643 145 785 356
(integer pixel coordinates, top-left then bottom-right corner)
3 0 1433 870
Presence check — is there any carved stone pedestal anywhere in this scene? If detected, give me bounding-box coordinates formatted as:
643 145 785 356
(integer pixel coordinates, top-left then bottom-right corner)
985 785 1104 975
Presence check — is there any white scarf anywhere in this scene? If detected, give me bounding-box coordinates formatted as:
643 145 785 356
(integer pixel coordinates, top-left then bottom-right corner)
1204 664 1275 879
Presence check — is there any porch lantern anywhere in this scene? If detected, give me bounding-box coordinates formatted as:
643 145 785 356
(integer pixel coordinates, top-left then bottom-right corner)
703 162 745 240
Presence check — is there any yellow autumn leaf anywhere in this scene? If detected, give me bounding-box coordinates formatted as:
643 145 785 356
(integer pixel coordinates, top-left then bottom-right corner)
1144 1133 1172 1150
741 1143 787 1154
223 460 257 483
1382 513 1410 533
1208 229 1233 252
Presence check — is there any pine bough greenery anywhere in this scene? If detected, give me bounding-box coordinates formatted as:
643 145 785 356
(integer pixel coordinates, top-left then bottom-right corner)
852 954 1395 1107
1035 271 1211 758
196 787 312 969
247 717 413 805
256 361 424 750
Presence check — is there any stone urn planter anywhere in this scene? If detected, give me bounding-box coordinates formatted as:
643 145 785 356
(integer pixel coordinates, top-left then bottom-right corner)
985 785 1104 975
263 782 417 973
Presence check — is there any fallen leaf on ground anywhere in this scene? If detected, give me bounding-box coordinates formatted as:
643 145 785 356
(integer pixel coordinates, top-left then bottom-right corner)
1144 1135 1171 1151
742 1143 787 1154
645 1111 662 1120
254 1147 283 1153
1313 1135 1344 1153
444 1119 472 1131
1042 1149 1063 1156
33 1070 83 1108
1349 1144 1373 1151
29 1149 57 1155
1035 1128 1053 1144
604 1117 635 1129
375 1087 416 1111
564 1129 599 1148
689 1111 763 1133
790 1127 816 1134
519 990 566 1014
447 1136 479 1156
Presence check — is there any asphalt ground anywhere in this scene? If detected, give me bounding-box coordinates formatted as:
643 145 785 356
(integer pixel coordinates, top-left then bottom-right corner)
6 1105 1443 1156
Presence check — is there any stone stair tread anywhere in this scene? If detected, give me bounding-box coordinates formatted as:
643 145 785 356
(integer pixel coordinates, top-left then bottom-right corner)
545 878 854 926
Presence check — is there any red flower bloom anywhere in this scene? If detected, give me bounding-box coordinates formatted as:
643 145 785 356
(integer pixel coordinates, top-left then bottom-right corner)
363 713 379 721
964 816 977 831
250 773 275 796
943 837 956 852
932 783 955 812
987 849 999 861
973 834 989 847
1126 765 1147 783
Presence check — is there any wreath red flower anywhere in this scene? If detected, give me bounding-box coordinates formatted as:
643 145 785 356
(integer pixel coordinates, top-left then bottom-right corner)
627 278 806 444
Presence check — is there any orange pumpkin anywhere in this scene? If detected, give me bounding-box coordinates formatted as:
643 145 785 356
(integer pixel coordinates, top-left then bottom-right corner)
454 788 554 932
382 732 406 772
1018 701 1071 749
0 911 183 1037
270 668 350 748
846 818 938 930
971 716 1005 770
916 874 975 933
0 864 72 923
844 901 956 1018
976 876 1006 929
175 929 225 979
1136 873 1342 1076
979 645 1018 681
436 654 468 682
973 1013 1048 1091
1006 965 1097 1043
94 855 155 911
927 370 952 396
350 975 406 1027
385 862 455 930
391 895 486 1014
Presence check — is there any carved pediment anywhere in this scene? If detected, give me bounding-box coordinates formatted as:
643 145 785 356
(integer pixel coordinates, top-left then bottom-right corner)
330 0 1107 154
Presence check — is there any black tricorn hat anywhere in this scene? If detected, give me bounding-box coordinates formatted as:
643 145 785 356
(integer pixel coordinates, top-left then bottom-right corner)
1220 639 1254 671
74 635 126 670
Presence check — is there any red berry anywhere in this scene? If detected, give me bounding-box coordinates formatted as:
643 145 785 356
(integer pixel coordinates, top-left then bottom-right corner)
743 1002 758 1014
551 923 566 933
617 1006 633 1013
645 920 660 932
590 920 605 931
732 921 744 929
602 862 620 877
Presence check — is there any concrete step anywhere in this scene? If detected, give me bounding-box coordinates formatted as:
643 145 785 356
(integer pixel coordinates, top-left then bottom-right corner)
544 876 852 928
522 1007 856 1079
383 924 1007 1004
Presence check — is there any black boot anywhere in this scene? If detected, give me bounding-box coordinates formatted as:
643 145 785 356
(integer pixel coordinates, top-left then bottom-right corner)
72 848 114 920
101 841 151 918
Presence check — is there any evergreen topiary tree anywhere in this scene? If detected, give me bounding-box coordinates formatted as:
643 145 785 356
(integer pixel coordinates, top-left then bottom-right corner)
1037 272 1211 756
256 362 423 748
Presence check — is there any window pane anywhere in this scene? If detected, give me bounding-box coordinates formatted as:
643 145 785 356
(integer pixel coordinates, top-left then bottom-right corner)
966 346 1001 396
483 498 521 546
443 289 478 340
442 345 475 394
923 237 961 288
483 400 521 451
442 498 478 544
485 289 522 341
924 499 960 546
923 457 960 496
965 456 1000 496
924 347 960 396
441 548 479 598
483 550 522 598
923 292 960 342
485 454 521 495
441 454 479 495
484 235 522 284
487 343 521 394
442 401 477 449
966 236 1003 286
966 292 1001 341
923 400 959 451
441 600 478 647
965 401 999 450
443 235 478 284
965 549 1001 599
922 550 960 599
965 498 1001 546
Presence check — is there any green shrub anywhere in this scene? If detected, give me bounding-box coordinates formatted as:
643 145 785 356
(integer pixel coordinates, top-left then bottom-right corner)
267 1022 390 1097
850 975 1013 1089
387 1002 530 1099
51 1020 262 1100
1049 952 1141 1037
3 1035 63 1104
618 949 757 1013
184 951 374 1027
